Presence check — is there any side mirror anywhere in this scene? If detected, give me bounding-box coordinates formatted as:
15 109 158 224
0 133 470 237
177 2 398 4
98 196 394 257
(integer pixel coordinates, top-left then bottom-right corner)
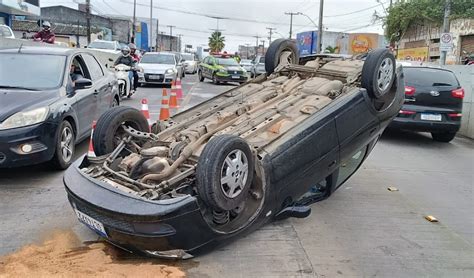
74 78 93 90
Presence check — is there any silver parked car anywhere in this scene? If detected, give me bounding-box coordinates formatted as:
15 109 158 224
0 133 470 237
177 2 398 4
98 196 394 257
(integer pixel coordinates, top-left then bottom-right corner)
251 55 266 77
181 53 198 74
240 59 253 72
137 52 184 85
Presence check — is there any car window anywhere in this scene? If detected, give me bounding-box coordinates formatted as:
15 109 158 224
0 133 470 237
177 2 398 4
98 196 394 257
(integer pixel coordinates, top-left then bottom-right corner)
259 57 265 63
336 145 369 187
203 57 209 64
82 54 104 81
0 53 66 90
207 57 215 65
140 54 176 64
88 41 114 50
0 26 13 37
404 67 458 87
182 54 194 61
217 58 238 66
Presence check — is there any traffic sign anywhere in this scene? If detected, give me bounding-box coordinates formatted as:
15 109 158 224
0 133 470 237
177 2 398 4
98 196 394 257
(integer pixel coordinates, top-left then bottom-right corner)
440 33 453 52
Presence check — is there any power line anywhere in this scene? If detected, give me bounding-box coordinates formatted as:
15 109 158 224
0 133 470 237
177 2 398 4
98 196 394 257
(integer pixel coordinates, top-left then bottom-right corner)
324 3 385 17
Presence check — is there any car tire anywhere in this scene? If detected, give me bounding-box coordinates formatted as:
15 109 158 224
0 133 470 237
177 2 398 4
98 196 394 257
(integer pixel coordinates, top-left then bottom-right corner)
198 70 204 82
93 106 149 156
431 132 456 143
51 120 75 170
265 38 299 74
196 135 255 211
212 74 220 85
361 49 396 99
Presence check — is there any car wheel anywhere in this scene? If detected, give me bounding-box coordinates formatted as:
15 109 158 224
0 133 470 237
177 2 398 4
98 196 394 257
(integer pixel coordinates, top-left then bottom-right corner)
212 74 220 85
265 38 299 74
431 132 456 143
93 106 149 156
51 120 75 169
198 70 204 82
196 135 255 211
361 49 396 99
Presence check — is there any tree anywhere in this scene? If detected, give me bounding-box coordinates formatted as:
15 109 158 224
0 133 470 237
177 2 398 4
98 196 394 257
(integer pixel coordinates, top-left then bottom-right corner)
384 0 474 43
208 31 225 53
324 46 339 53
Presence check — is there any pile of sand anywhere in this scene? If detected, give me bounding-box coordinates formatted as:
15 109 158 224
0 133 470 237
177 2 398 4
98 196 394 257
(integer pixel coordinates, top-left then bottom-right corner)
0 231 185 278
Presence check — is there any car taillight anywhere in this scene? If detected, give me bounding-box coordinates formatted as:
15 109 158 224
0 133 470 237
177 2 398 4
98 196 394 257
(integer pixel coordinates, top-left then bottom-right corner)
399 110 416 115
451 88 464 99
405 86 416 96
448 113 462 117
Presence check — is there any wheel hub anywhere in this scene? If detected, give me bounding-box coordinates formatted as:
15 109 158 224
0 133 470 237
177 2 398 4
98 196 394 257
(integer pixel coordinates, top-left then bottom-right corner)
220 149 249 199
377 57 394 93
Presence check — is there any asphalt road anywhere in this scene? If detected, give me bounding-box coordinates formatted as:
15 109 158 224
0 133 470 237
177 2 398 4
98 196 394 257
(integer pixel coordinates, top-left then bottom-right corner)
1 74 473 277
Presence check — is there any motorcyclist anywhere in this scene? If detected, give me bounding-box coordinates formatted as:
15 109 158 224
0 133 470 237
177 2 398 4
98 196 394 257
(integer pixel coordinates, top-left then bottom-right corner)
114 46 138 93
33 21 55 44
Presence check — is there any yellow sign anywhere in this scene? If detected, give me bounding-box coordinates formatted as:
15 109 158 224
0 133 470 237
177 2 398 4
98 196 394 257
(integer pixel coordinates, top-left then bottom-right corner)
397 47 429 62
348 33 379 54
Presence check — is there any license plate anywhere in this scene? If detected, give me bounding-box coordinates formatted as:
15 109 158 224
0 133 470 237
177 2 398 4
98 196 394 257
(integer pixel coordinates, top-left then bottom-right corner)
232 75 240 79
149 75 161 80
421 113 442 121
75 209 108 237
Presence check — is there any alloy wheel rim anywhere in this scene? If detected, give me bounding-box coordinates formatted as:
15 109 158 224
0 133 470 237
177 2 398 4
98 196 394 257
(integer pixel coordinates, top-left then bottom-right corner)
377 58 394 93
60 126 74 162
220 149 249 199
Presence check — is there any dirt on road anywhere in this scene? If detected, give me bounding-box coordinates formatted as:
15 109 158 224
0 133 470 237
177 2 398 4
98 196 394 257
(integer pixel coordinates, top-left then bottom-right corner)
0 231 185 278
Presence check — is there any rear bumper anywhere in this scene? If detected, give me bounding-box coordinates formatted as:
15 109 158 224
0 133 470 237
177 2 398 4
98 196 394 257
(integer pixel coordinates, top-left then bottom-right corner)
390 117 461 133
0 121 58 168
64 157 217 256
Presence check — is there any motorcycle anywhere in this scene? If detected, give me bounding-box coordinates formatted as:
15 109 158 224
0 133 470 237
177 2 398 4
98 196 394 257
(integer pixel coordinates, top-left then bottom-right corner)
114 64 140 99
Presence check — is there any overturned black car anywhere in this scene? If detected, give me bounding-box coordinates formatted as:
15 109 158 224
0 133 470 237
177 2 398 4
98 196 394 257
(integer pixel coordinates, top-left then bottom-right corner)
64 39 404 259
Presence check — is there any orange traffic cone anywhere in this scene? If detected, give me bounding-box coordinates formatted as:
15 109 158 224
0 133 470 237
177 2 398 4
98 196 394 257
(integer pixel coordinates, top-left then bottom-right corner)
87 120 96 158
169 86 179 109
159 88 170 120
175 77 183 99
141 98 152 131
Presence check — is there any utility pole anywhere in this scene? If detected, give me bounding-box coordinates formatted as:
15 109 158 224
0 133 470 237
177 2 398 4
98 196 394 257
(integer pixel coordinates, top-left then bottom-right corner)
167 25 175 51
85 0 91 44
317 0 324 53
132 0 136 43
285 12 299 39
149 0 153 50
440 0 451 65
156 19 159 52
261 40 266 55
253 35 259 58
177 34 183 52
266 27 275 44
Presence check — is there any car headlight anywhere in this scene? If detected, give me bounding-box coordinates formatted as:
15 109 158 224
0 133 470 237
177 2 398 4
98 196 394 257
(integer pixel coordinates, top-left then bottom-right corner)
218 68 227 73
165 68 177 74
0 107 49 130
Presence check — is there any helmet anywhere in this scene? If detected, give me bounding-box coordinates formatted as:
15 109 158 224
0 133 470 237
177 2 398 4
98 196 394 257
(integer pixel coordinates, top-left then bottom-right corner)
128 43 137 50
42 21 51 29
121 46 131 57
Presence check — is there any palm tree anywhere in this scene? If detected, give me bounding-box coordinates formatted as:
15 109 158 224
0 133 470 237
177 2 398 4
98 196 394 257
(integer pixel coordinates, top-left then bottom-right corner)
324 46 339 54
208 31 225 53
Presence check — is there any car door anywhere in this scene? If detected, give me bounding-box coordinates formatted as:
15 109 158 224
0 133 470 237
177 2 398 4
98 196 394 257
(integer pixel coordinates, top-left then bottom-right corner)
335 89 380 164
201 57 210 77
270 107 340 206
69 55 98 139
81 53 112 116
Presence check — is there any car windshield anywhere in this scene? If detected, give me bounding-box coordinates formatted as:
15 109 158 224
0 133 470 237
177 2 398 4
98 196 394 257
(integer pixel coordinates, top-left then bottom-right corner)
240 59 252 65
181 54 194 61
217 58 238 66
404 67 458 87
0 54 66 90
140 54 176 64
0 26 13 37
258 57 265 63
88 41 115 50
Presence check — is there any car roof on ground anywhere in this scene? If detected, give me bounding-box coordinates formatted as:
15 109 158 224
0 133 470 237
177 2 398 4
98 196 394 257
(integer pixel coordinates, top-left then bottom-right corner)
0 46 78 56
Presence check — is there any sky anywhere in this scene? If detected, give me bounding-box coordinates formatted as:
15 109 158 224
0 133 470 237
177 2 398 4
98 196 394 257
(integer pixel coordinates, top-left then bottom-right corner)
41 0 388 51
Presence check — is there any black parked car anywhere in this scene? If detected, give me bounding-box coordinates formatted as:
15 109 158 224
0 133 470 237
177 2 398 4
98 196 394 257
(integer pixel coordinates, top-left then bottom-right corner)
64 40 404 258
0 47 120 169
390 66 464 142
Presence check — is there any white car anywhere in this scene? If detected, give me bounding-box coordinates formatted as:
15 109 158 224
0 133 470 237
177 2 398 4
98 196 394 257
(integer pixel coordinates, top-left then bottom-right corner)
137 52 184 85
181 53 198 74
240 59 253 72
0 25 15 39
87 40 122 54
